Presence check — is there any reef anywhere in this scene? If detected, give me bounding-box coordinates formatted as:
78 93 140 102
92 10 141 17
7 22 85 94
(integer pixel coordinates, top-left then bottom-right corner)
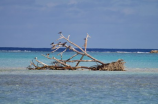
150 50 158 53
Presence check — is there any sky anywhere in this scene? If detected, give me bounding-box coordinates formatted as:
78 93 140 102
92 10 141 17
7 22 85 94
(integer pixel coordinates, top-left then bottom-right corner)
0 0 158 49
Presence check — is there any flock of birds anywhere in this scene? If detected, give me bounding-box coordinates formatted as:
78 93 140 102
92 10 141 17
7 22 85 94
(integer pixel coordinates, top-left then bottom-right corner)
36 31 87 59
45 31 66 58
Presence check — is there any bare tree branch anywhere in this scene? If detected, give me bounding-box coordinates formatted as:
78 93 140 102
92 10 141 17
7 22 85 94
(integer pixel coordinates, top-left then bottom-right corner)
52 47 60 53
61 60 96 62
66 53 78 61
52 57 70 67
58 47 68 56
60 34 85 52
84 33 90 53
75 55 84 67
35 57 48 66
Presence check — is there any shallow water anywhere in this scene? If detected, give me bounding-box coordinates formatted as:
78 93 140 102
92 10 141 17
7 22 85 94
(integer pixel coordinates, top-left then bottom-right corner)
0 71 158 104
0 50 158 103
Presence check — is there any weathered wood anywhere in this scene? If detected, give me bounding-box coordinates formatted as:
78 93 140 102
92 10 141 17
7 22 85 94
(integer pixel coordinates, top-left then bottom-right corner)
75 55 84 67
41 54 51 59
65 45 85 55
52 57 70 67
35 58 48 66
62 60 96 62
66 53 78 61
84 33 90 52
52 47 60 53
58 34 105 65
30 61 37 67
27 33 125 71
28 59 125 71
58 33 85 52
64 44 105 64
28 65 91 70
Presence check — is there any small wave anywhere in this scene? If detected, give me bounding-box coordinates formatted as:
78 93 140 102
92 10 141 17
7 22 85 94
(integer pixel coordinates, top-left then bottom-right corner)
136 52 149 53
0 50 150 53
116 51 149 53
86 51 149 53
116 51 132 53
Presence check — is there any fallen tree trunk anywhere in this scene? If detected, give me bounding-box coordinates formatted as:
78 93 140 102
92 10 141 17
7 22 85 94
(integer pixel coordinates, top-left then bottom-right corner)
27 59 125 71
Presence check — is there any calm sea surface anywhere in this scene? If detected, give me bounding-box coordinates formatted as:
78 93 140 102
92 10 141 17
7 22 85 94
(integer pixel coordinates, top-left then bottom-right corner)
0 48 158 104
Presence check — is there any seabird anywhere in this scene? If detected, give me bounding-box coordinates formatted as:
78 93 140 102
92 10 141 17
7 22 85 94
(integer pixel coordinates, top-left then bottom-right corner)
62 42 67 46
34 57 37 60
50 42 54 45
46 53 50 57
68 46 71 49
58 32 62 34
58 42 62 45
58 42 63 47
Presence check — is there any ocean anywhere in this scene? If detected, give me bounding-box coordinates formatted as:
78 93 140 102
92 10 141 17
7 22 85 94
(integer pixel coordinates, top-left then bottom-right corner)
0 47 158 104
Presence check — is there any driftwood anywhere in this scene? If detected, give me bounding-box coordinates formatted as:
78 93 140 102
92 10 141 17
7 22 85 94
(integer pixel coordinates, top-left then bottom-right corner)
27 32 125 71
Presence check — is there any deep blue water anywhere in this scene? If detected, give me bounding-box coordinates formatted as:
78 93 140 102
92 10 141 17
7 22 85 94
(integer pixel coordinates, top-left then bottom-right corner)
0 47 156 53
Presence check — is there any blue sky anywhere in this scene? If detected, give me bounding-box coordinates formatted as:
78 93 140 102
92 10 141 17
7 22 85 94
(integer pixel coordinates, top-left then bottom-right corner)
0 0 158 49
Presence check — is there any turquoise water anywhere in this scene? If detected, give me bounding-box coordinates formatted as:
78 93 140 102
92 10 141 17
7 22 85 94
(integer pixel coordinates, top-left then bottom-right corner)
0 51 158 68
0 51 158 104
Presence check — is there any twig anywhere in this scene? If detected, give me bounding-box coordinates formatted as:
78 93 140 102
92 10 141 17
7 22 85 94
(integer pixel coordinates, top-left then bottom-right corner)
57 34 105 64
66 53 78 61
52 47 60 53
58 47 68 56
35 58 48 66
84 33 90 53
62 60 95 62
52 57 70 67
75 55 84 67
59 34 85 52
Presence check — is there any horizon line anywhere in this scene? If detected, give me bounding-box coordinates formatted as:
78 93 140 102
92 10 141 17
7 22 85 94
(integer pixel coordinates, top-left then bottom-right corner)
0 47 157 50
